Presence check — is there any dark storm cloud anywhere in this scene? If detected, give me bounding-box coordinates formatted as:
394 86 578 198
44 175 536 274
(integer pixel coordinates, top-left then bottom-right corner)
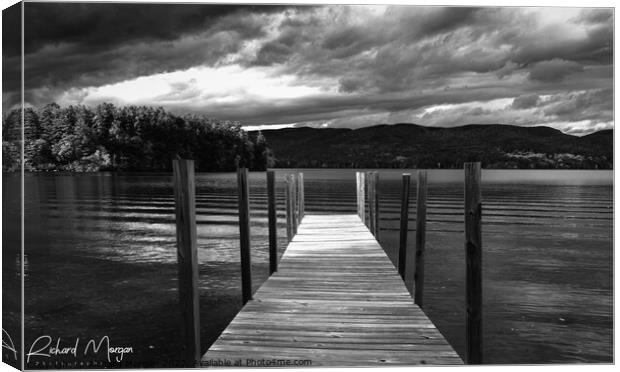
22 27 241 87
9 3 305 107
527 59 584 82
412 7 480 35
240 7 594 96
512 94 540 109
2 2 21 110
254 41 293 66
21 3 290 56
9 4 614 135
542 89 612 122
244 6 612 99
338 74 369 93
574 8 614 24
511 29 612 66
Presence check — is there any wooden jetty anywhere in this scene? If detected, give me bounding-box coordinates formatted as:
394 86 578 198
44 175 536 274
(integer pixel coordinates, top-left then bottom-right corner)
173 164 483 367
202 214 461 366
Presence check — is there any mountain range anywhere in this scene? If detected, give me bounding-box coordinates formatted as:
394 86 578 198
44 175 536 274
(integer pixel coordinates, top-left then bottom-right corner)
254 124 612 169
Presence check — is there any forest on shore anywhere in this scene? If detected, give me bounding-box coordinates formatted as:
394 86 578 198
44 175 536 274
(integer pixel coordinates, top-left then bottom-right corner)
2 103 613 172
2 103 274 172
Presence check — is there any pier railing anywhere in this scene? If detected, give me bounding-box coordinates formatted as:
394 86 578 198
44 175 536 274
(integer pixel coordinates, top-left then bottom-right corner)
173 163 482 366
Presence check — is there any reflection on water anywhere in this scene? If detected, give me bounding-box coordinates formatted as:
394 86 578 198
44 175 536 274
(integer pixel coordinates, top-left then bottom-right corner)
7 169 612 366
2 172 22 368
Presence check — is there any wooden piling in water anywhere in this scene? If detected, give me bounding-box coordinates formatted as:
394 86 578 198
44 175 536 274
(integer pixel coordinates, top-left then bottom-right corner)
237 167 252 305
398 173 411 280
172 159 201 366
464 162 482 364
356 172 361 218
360 172 365 224
357 173 360 215
373 172 380 237
299 173 305 220
267 170 277 274
296 173 303 222
284 173 304 241
414 170 427 307
356 172 366 224
366 172 375 233
285 175 293 242
355 172 366 222
292 174 298 235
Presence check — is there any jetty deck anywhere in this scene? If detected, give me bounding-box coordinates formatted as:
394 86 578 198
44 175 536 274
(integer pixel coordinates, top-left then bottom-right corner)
202 214 462 366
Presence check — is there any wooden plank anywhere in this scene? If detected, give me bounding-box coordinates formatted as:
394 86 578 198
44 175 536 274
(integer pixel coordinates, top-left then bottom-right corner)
237 167 252 304
172 159 201 366
398 173 410 279
203 214 461 366
218 333 451 344
464 162 482 364
266 170 277 274
414 170 427 307
220 328 449 339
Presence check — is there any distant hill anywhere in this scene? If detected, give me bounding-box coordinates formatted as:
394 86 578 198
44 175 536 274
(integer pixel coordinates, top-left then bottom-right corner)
254 123 613 169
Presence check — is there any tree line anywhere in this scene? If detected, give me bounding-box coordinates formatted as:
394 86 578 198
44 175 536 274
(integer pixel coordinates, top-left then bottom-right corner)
2 103 274 172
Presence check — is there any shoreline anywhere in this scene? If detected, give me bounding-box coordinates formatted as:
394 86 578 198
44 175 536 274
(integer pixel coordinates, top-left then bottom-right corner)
2 166 615 174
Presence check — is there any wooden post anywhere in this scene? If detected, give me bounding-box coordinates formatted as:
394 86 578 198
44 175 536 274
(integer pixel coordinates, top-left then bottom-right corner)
296 173 302 222
356 172 361 218
299 173 306 222
398 173 411 279
285 175 293 242
366 172 375 233
267 170 277 274
464 162 482 364
414 170 427 307
359 172 366 224
292 173 298 235
373 172 380 238
237 167 252 305
172 159 201 366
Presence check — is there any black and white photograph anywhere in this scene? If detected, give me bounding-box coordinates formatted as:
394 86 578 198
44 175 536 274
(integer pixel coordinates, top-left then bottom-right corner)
1 0 615 369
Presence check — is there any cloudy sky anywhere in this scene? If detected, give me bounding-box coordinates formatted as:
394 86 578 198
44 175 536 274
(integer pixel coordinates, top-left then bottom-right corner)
3 3 614 135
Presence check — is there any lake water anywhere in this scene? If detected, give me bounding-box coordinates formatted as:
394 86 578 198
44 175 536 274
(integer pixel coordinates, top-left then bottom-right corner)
2 169 613 366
